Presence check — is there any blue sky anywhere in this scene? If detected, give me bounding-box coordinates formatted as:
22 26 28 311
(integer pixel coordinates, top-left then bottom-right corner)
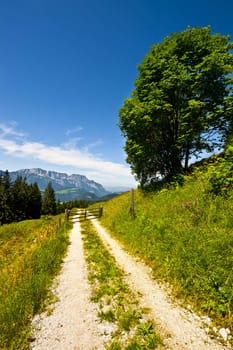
0 0 232 189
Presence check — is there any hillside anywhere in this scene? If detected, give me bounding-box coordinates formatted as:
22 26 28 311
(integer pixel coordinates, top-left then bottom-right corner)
1 158 233 349
98 161 233 339
4 168 110 201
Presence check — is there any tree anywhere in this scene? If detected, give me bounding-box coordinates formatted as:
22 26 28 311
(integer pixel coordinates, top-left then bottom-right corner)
11 178 42 221
0 172 42 224
119 26 233 186
27 183 42 219
0 174 6 225
12 177 29 221
42 182 57 215
0 170 13 223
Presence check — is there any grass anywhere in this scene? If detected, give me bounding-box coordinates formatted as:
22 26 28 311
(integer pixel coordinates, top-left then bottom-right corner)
0 215 71 350
80 217 162 349
98 170 233 337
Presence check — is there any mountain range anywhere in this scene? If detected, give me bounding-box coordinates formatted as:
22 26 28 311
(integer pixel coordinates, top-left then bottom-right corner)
5 168 112 202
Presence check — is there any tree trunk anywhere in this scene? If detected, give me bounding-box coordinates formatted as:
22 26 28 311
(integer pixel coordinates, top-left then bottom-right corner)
184 141 190 171
184 145 189 171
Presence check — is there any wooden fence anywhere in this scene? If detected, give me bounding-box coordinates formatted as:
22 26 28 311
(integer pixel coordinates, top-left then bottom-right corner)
71 206 103 222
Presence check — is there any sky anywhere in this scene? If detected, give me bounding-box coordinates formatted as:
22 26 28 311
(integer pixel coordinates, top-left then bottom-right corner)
0 0 233 189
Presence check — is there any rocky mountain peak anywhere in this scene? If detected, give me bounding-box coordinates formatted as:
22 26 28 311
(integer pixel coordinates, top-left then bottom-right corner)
4 168 110 201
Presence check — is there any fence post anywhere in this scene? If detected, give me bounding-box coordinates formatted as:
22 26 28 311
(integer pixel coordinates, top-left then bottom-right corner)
56 217 61 230
65 209 70 221
99 206 103 218
130 189 136 219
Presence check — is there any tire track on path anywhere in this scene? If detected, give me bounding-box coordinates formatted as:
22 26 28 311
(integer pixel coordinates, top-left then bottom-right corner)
91 218 229 350
30 216 112 350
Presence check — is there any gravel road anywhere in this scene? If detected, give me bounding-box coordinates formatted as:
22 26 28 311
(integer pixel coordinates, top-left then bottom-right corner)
30 216 113 350
92 219 230 350
30 214 230 350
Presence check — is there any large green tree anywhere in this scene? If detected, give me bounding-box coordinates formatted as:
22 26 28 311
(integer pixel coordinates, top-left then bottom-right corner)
119 26 233 186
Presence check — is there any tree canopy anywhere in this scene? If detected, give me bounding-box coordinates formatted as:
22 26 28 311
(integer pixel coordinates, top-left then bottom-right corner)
0 172 42 224
119 26 233 186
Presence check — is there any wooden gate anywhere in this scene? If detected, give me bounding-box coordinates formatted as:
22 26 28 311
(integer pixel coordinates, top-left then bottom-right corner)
71 207 103 222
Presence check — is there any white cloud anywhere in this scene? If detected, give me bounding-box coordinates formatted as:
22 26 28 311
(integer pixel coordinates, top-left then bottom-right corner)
62 137 83 149
0 123 136 187
65 126 83 136
82 139 104 152
0 121 26 138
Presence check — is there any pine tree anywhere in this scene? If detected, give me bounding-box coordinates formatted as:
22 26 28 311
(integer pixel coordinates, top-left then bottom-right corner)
1 170 13 223
27 183 42 219
41 182 57 215
11 176 28 222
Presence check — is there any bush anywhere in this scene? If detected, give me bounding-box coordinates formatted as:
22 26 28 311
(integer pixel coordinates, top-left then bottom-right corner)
207 147 233 196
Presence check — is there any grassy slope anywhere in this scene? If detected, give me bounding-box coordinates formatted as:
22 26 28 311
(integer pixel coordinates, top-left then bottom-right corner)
0 216 71 350
99 170 233 332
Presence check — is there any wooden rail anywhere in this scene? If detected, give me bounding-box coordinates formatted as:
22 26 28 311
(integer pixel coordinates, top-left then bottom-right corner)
70 207 103 222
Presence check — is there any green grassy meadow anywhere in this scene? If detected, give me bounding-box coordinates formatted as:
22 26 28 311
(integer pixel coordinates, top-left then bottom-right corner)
56 187 78 194
0 215 71 350
98 168 233 334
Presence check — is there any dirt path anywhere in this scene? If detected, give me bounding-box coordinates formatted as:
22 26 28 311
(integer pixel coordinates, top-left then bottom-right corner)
91 219 229 350
30 215 113 350
30 215 230 350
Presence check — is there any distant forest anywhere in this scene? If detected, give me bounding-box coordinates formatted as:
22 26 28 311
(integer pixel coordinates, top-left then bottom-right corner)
0 170 88 225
